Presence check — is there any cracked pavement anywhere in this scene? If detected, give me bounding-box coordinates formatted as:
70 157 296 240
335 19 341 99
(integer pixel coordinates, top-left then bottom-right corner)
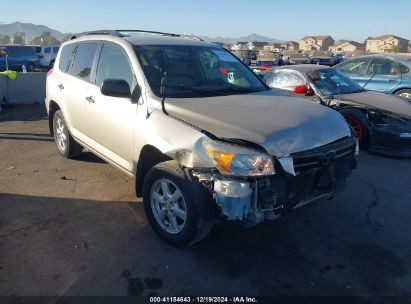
1 105 411 298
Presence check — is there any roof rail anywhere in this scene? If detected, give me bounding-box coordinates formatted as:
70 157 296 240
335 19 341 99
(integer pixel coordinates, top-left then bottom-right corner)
71 30 124 40
70 29 205 41
116 29 180 37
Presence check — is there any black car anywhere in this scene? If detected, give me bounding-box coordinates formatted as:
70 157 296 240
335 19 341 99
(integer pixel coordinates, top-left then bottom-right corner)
309 51 342 66
263 65 411 157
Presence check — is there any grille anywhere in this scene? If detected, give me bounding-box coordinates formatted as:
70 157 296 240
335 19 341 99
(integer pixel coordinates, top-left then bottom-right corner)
292 137 356 174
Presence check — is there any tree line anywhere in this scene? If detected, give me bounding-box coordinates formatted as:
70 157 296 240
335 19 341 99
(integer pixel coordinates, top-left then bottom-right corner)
0 31 71 45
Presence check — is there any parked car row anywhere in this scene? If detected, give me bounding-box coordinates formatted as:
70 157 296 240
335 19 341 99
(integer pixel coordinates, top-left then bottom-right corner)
261 64 411 156
0 44 59 72
335 54 411 100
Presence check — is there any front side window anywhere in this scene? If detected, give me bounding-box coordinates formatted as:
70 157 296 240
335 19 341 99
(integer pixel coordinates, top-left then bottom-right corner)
367 58 400 75
95 42 134 88
70 43 98 80
53 47 59 54
134 45 267 98
59 43 77 72
44 47 51 54
265 70 305 91
307 68 363 96
337 58 369 74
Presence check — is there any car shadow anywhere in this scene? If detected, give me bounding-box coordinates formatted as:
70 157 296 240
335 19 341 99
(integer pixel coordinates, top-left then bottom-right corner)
0 132 53 142
75 152 107 164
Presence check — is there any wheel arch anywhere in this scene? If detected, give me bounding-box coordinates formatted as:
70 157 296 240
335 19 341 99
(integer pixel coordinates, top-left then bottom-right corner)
48 100 60 135
135 145 173 197
392 87 411 94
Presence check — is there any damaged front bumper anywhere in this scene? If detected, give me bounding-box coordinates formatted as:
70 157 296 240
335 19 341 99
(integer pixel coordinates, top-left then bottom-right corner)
193 137 357 227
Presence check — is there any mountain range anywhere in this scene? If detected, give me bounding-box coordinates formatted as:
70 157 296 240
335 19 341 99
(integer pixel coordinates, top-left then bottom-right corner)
0 22 65 40
0 22 281 43
199 33 282 43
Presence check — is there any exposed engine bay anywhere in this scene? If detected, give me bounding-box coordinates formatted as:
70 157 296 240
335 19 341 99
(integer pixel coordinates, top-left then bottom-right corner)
192 137 357 226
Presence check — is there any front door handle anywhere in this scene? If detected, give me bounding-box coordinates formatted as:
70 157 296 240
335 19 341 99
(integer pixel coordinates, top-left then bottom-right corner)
85 96 95 103
57 84 64 90
388 79 398 83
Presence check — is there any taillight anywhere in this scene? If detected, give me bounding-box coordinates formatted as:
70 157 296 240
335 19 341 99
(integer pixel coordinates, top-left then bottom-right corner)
47 68 54 77
261 65 270 69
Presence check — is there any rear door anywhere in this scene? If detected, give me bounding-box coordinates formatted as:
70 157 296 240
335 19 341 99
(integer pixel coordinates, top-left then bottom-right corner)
62 42 99 138
83 41 138 171
359 57 402 92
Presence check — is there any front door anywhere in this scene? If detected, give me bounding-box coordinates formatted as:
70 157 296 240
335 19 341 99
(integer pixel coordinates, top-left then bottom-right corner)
83 42 138 172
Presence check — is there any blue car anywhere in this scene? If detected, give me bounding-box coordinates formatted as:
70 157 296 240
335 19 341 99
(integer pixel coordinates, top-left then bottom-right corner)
0 45 38 72
335 54 411 100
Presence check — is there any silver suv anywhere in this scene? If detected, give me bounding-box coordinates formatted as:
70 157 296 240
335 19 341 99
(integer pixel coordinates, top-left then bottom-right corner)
46 30 358 246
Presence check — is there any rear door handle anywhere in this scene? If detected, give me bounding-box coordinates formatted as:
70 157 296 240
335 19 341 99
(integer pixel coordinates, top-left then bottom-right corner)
57 84 64 90
388 79 398 82
85 96 95 103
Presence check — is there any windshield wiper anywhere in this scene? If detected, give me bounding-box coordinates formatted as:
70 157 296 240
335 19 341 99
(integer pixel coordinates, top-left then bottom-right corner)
216 87 262 94
159 85 228 97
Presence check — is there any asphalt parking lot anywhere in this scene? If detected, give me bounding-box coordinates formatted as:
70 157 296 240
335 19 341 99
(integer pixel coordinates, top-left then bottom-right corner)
1 105 411 299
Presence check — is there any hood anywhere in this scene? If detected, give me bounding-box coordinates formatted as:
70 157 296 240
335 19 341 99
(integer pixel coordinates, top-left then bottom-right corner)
164 90 351 157
335 91 411 118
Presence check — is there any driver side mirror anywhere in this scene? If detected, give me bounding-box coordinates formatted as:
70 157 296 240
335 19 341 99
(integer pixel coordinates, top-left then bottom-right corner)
101 79 131 98
294 85 315 96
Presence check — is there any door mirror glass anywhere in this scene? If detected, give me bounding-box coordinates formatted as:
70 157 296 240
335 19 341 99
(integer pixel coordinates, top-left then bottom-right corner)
101 79 131 98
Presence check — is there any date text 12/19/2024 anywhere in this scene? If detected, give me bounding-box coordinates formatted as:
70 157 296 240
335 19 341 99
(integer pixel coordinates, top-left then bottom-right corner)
150 296 258 303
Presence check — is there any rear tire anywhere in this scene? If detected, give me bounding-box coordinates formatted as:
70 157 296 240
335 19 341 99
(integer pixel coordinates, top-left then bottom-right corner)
395 89 411 100
339 107 370 148
26 62 35 72
52 110 82 159
143 160 213 247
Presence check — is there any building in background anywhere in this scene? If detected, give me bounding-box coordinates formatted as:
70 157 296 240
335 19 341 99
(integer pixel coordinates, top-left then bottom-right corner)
329 40 365 53
299 35 335 51
365 35 409 53
280 41 299 51
263 43 281 52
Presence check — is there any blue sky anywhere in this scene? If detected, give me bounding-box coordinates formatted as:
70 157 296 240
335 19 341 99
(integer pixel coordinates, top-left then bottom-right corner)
2 0 410 41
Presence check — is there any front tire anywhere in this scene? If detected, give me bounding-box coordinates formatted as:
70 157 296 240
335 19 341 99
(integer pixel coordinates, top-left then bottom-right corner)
395 89 411 100
143 161 213 247
339 107 370 148
52 110 82 159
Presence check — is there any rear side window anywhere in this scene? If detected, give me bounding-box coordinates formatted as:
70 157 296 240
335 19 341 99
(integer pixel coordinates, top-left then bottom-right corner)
59 43 77 72
95 42 134 88
44 47 51 54
400 63 409 74
70 43 98 80
367 58 400 75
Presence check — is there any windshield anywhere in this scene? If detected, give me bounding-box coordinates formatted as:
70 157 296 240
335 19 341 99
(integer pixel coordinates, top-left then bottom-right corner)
134 45 267 98
307 68 364 96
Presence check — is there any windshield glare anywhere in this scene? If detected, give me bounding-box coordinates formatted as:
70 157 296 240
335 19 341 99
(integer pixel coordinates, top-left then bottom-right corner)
307 68 363 96
134 45 267 98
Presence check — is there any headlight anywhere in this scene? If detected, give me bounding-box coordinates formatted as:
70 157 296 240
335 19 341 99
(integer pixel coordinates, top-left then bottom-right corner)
203 141 275 176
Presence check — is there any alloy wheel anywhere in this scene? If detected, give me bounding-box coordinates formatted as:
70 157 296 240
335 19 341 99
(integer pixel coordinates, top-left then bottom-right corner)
150 179 187 234
55 118 67 152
